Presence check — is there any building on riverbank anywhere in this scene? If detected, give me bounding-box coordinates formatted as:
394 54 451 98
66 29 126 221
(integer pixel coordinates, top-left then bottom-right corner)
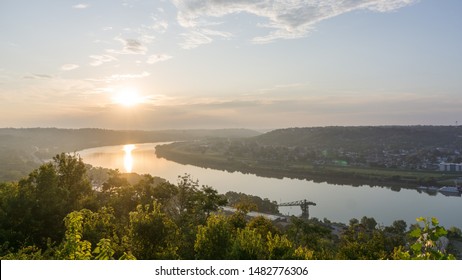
439 163 462 172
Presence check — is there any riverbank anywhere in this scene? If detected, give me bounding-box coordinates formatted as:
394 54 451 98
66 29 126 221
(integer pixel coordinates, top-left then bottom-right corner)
155 142 460 191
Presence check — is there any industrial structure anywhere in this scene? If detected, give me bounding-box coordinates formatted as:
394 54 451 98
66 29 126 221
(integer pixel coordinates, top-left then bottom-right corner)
278 199 316 220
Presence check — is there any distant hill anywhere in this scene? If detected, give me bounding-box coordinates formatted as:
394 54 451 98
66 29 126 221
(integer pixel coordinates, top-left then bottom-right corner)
253 126 462 151
155 126 462 188
0 127 261 151
0 127 261 182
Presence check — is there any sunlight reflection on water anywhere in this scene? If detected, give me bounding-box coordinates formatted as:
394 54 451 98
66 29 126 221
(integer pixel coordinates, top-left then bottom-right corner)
123 144 135 172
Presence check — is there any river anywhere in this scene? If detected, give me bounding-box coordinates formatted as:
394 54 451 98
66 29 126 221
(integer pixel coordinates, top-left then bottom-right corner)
78 142 462 229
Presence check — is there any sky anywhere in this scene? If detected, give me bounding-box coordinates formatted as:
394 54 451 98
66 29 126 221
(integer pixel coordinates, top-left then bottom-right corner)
1 0 461 130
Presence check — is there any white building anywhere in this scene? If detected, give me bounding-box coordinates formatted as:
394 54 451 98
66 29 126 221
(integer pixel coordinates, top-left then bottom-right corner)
439 163 462 172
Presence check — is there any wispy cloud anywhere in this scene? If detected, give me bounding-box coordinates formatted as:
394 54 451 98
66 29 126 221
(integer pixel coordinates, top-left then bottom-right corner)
108 37 148 55
90 36 150 68
172 0 417 44
180 31 213 49
179 28 232 49
23 74 53 80
72 3 89 9
146 54 173 64
89 54 118 67
60 64 80 71
150 18 169 34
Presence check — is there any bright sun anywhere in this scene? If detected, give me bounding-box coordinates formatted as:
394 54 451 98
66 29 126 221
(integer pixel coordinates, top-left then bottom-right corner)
113 88 143 107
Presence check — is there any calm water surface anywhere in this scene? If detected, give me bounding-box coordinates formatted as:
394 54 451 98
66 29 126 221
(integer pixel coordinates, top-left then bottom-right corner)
79 143 462 228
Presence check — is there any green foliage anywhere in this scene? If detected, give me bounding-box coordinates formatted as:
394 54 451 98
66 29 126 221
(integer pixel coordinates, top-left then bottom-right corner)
229 217 314 260
102 169 130 194
58 211 93 260
53 153 92 210
285 217 336 259
55 209 131 260
175 174 201 216
19 163 65 245
266 232 297 260
134 175 173 206
337 217 390 260
194 214 232 259
225 191 279 214
198 186 227 217
229 228 266 259
227 211 247 230
384 220 407 235
393 217 455 260
447 226 462 239
360 216 377 231
0 153 94 249
93 238 115 260
247 216 280 237
128 202 179 260
80 207 117 247
337 230 388 260
0 245 45 260
234 201 257 214
167 174 227 259
293 246 314 260
119 251 137 260
0 182 29 251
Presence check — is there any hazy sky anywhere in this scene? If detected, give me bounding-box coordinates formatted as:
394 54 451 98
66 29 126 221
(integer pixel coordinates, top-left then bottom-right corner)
1 0 461 129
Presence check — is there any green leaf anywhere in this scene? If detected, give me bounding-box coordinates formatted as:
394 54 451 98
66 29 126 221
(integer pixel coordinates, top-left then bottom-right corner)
411 243 422 253
435 227 447 238
409 228 421 238
431 217 439 226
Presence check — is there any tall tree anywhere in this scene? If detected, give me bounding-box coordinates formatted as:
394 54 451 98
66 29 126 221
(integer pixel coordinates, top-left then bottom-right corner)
53 153 92 211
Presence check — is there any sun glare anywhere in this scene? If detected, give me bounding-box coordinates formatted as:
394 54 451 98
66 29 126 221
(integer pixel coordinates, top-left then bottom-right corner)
123 144 135 172
113 88 143 107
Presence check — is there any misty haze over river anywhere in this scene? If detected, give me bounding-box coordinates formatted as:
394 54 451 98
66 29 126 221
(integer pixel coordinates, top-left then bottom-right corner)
79 143 462 229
